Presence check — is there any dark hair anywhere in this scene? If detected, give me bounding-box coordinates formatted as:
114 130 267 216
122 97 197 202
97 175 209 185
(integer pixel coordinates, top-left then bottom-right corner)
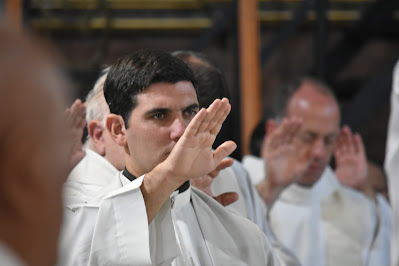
249 119 266 157
104 49 198 127
172 50 237 156
272 77 337 120
172 51 230 108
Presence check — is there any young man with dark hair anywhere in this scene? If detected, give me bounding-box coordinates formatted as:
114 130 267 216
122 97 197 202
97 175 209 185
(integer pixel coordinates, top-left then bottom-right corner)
60 49 280 265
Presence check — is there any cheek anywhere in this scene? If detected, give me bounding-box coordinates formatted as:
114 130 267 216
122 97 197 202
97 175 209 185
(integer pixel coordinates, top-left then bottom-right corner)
295 141 311 156
324 146 335 160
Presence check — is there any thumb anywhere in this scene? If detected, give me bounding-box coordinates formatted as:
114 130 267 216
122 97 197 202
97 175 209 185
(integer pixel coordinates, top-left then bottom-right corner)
213 141 237 165
214 192 239 207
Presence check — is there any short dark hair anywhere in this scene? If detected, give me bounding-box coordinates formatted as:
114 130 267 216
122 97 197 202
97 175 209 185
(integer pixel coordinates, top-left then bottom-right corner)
172 50 236 156
249 119 266 157
172 50 230 108
272 77 337 121
104 49 198 127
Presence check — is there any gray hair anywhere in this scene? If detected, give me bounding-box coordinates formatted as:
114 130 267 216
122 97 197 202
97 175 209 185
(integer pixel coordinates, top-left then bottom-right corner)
85 67 110 124
84 67 110 145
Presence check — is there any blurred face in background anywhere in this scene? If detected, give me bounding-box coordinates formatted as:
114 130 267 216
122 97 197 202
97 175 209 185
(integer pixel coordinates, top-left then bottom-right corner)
286 81 340 186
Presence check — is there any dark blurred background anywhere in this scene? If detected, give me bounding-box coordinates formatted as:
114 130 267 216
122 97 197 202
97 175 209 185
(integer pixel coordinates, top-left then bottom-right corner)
2 0 399 164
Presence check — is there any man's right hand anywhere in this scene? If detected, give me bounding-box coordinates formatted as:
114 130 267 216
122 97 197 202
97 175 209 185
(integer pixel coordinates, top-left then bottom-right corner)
257 118 311 206
161 98 237 186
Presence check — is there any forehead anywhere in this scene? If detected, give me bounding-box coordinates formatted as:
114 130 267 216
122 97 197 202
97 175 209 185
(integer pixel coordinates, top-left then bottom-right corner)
135 81 198 109
287 83 340 135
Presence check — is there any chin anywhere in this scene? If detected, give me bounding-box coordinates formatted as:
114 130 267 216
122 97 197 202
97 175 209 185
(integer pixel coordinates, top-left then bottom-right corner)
297 175 322 187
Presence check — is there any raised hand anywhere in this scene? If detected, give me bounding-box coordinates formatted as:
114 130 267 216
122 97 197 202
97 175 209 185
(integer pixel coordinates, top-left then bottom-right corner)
257 117 312 206
64 99 86 173
190 158 239 206
334 126 369 193
162 98 237 185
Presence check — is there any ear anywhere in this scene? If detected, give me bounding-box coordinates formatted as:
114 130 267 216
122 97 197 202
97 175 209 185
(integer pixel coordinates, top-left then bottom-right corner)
266 119 277 135
88 120 105 155
106 114 127 147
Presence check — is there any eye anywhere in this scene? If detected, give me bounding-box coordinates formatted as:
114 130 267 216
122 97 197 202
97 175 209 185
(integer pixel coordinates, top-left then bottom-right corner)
324 135 337 146
153 112 165 120
298 133 315 144
185 108 198 117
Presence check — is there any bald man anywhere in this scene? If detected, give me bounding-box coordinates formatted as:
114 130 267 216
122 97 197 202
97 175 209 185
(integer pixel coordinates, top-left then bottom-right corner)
250 78 390 266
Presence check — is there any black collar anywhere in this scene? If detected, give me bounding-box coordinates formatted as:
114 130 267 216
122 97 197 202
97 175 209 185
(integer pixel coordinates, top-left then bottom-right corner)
123 167 190 193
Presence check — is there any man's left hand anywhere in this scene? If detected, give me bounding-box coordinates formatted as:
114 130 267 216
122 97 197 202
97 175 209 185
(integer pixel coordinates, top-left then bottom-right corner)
334 126 372 198
190 158 238 207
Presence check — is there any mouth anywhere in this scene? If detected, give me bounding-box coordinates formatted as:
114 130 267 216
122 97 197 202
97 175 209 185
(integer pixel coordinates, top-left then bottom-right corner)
308 163 324 172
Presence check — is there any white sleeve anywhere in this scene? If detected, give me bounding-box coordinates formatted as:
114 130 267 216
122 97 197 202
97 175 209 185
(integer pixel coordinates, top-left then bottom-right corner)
384 60 399 266
231 161 301 266
58 176 152 266
367 194 391 266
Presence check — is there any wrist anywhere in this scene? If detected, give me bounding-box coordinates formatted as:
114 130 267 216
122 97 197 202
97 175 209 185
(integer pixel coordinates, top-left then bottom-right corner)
256 177 283 208
151 161 187 192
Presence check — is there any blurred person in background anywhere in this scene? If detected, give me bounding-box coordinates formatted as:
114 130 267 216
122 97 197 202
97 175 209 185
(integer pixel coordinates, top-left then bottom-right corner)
62 68 125 206
249 77 390 266
0 21 84 266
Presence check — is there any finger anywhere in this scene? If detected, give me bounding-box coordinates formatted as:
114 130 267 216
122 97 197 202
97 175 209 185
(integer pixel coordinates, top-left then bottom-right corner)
208 158 234 178
285 117 302 144
267 119 286 149
214 192 239 207
342 125 355 154
210 98 231 135
334 129 345 156
216 158 234 171
64 108 73 127
184 107 207 137
260 133 268 159
74 102 87 129
197 99 222 133
354 133 366 157
213 141 237 166
69 99 83 126
272 119 287 146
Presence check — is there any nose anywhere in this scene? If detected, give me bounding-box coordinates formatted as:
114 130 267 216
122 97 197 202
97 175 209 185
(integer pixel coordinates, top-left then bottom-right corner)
170 116 187 142
311 138 326 160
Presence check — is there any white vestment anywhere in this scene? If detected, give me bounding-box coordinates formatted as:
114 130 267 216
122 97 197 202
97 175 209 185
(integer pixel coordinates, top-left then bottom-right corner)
63 149 119 205
244 156 390 266
59 172 280 265
212 159 300 265
62 151 299 265
385 59 399 266
242 154 266 186
0 241 26 266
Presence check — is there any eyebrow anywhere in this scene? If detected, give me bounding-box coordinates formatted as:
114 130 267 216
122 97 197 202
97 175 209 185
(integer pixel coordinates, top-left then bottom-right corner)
145 108 169 117
184 103 200 112
145 103 200 117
